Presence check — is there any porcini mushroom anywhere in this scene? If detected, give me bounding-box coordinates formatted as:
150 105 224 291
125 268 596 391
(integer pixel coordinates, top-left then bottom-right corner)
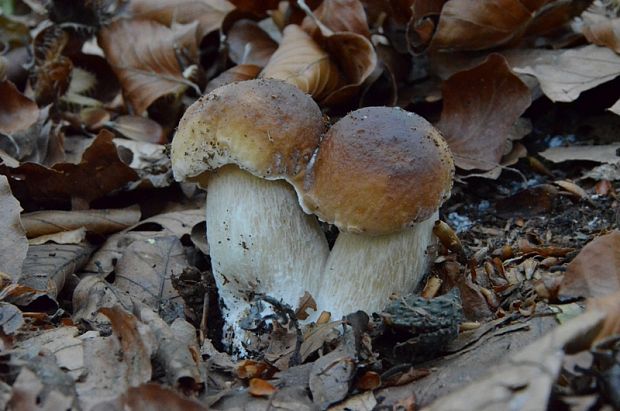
170 79 330 350
299 107 454 319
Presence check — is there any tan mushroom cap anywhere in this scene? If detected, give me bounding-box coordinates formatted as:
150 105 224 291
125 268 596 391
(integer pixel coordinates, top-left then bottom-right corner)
171 78 325 183
300 107 454 235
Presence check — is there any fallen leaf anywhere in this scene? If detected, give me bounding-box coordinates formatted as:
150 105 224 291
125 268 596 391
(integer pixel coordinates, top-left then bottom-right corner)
249 378 277 397
309 345 356 409
134 303 203 389
356 371 381 391
261 24 344 102
92 383 207 411
0 80 39 135
113 138 172 188
510 45 620 102
16 326 85 380
329 390 377 411
429 0 584 51
583 15 620 53
226 19 278 67
107 116 165 144
1 130 139 207
22 206 141 238
539 143 620 164
100 306 154 385
205 64 261 93
99 19 198 114
559 230 620 298
72 275 134 325
587 290 620 343
0 302 23 335
130 0 234 39
7 367 75 411
28 227 87 245
113 236 186 322
423 310 605 411
437 54 531 171
19 242 95 299
84 208 205 275
495 184 559 217
301 0 371 38
0 175 27 279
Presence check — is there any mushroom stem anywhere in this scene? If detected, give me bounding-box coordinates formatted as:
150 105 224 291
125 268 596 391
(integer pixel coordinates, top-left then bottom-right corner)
316 212 438 319
206 165 329 349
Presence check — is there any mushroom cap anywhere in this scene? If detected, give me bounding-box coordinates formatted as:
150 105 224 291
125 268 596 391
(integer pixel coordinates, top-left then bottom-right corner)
300 107 454 235
171 78 325 183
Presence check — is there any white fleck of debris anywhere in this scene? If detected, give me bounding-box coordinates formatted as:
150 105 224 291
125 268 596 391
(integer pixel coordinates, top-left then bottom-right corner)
548 134 576 148
478 200 490 211
447 212 473 233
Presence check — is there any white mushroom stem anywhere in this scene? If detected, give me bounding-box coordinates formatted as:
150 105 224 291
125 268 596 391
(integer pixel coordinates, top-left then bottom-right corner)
315 212 438 319
206 165 329 349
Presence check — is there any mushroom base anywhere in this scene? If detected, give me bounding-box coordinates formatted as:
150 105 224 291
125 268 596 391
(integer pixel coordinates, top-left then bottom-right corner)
315 212 438 319
206 165 329 353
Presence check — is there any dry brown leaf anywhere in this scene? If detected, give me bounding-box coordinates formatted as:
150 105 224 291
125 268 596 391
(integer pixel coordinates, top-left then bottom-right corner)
0 130 139 207
510 45 620 102
0 175 27 279
587 290 620 344
28 227 87 245
94 383 207 411
99 19 198 115
226 19 278 67
7 367 75 411
114 237 186 320
100 306 154 385
72 276 134 325
436 54 531 171
107 116 165 144
559 230 620 298
539 143 620 164
423 310 606 411
321 31 377 106
129 0 234 39
134 303 203 389
249 378 277 397
204 64 261 93
0 80 39 135
583 17 620 53
301 0 371 38
356 371 381 391
22 206 141 238
112 138 172 188
261 24 344 102
0 302 24 335
19 242 95 299
84 208 205 275
429 0 582 51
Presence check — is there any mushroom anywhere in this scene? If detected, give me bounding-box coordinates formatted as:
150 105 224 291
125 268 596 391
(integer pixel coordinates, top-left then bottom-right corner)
299 107 454 319
170 79 330 350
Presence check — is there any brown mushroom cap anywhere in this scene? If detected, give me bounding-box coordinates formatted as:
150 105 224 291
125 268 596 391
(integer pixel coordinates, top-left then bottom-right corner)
300 107 454 235
171 78 325 183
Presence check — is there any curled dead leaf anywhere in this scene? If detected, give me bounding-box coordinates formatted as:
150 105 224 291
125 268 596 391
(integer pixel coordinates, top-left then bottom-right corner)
248 378 277 397
226 19 278 67
205 64 261 93
301 0 371 39
436 54 531 171
99 19 199 114
560 230 620 298
0 80 39 135
130 0 234 39
262 24 344 102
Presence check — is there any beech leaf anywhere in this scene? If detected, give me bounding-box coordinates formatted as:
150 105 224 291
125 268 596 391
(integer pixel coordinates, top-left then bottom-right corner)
0 175 27 279
129 0 234 39
99 19 198 115
0 80 39 135
436 54 531 171
559 230 620 299
261 24 344 102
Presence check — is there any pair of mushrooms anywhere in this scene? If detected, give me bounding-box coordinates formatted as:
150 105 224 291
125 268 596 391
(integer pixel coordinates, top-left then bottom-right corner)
171 79 454 350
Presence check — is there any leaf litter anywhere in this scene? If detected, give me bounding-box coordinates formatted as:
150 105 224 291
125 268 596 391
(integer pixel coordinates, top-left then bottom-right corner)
0 0 618 410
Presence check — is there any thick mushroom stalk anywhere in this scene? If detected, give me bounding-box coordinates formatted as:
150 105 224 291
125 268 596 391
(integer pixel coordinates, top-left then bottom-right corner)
299 107 454 319
171 79 329 351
